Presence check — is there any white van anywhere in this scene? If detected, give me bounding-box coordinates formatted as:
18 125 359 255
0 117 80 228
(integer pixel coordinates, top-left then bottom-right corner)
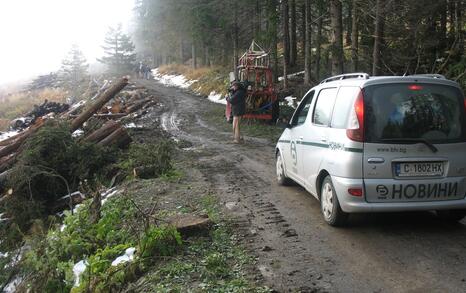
275 73 466 226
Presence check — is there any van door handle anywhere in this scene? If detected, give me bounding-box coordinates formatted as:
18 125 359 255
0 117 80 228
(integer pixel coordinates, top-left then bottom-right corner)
299 136 304 140
321 137 328 142
368 158 385 164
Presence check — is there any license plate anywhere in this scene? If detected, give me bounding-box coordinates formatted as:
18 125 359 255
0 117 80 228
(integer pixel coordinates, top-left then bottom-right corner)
395 162 444 177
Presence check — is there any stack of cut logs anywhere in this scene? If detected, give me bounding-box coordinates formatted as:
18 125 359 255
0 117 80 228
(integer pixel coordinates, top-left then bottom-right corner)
0 77 156 174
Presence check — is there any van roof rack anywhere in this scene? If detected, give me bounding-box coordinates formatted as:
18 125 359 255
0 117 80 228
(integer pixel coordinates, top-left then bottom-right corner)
408 74 446 79
320 73 370 84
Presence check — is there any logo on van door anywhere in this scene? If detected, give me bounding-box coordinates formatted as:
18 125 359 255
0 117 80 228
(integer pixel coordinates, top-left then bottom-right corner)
290 140 297 166
376 183 458 200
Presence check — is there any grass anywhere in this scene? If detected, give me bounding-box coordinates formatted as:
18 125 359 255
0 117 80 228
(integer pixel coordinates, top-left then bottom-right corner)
0 88 67 130
134 194 270 293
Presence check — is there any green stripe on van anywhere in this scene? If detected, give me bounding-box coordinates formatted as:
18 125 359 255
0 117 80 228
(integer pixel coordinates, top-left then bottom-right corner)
278 140 362 153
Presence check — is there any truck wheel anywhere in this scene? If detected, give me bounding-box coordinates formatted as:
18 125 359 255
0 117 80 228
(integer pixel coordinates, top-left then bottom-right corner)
435 210 466 222
320 176 348 227
276 152 292 186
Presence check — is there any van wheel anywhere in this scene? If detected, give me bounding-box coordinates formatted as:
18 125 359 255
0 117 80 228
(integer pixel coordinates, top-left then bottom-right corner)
320 176 348 227
276 152 292 186
435 210 466 222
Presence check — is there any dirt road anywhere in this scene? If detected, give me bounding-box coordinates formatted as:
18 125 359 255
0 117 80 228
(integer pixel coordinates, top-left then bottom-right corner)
137 79 466 293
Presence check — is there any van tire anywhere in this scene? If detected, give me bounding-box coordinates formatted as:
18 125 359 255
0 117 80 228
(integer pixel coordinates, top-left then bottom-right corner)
276 152 292 186
320 176 348 227
435 209 466 222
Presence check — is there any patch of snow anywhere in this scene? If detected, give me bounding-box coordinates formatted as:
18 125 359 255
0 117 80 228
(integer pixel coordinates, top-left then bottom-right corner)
60 224 67 232
101 188 121 205
278 70 305 81
207 91 227 105
152 68 196 89
125 122 145 129
69 100 86 111
0 251 8 258
72 129 84 138
0 131 19 143
111 247 136 266
73 260 88 287
58 191 84 201
73 204 83 214
4 276 22 293
284 96 298 108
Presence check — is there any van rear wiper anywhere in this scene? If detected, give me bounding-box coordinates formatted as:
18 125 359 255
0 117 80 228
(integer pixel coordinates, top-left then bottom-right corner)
378 138 438 153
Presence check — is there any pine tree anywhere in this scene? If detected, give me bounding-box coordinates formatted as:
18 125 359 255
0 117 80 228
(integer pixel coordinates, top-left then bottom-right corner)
99 24 136 75
60 44 89 101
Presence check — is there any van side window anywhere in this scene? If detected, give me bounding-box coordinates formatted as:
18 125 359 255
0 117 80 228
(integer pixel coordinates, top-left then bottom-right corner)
291 90 315 126
331 87 360 128
313 88 338 126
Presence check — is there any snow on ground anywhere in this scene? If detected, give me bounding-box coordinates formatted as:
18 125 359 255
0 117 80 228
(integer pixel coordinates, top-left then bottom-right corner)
284 96 298 108
278 70 305 81
152 68 196 89
73 260 88 287
0 131 19 143
152 68 227 105
208 91 227 105
111 247 136 266
4 276 22 293
101 188 121 205
72 129 84 138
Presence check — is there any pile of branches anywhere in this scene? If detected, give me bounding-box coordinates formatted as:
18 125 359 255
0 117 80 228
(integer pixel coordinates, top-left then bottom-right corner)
0 77 158 217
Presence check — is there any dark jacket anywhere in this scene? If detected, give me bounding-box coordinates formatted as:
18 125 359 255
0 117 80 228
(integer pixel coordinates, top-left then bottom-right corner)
228 87 246 116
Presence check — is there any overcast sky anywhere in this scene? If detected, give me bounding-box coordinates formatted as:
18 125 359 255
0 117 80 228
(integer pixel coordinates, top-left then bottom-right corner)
0 0 134 85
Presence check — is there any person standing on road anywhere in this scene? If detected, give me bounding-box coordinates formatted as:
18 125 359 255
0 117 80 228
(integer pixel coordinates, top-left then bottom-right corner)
227 81 246 143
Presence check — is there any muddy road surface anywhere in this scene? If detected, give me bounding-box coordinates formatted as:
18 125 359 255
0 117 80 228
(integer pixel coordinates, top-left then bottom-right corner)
137 79 466 293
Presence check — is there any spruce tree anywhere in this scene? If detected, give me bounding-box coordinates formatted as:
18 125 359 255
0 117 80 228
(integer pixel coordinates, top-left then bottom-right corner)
99 24 136 75
60 44 89 101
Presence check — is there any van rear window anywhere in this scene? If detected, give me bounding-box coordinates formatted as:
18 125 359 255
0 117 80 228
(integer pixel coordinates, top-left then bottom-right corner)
364 83 466 143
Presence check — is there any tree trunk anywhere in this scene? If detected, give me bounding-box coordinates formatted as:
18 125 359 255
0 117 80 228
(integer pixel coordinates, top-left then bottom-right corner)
233 8 239 79
289 0 297 67
283 0 290 88
304 0 312 85
351 0 359 72
345 1 353 46
330 0 344 75
267 0 279 82
71 77 129 132
192 42 197 69
372 0 383 76
84 120 120 143
315 0 324 80
97 126 131 148
301 4 306 62
456 0 464 53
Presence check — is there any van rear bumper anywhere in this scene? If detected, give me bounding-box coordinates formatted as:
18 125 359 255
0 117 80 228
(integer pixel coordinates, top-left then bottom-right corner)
332 176 466 213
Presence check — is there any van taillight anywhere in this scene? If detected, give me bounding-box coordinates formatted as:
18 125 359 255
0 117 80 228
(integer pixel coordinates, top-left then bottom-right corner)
346 90 365 142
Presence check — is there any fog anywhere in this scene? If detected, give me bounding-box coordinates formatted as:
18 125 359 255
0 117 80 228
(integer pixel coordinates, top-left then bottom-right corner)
0 0 134 85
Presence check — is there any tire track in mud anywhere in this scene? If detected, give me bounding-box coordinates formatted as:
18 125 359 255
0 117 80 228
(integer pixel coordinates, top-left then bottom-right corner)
137 79 466 293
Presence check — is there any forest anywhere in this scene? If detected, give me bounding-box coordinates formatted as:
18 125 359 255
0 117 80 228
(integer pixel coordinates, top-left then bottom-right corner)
131 0 465 88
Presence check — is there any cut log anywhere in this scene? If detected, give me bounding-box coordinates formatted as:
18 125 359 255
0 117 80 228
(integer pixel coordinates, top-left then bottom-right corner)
71 77 129 132
125 98 152 114
97 126 131 148
69 113 127 119
84 120 121 143
169 214 212 238
0 153 16 173
0 119 45 159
